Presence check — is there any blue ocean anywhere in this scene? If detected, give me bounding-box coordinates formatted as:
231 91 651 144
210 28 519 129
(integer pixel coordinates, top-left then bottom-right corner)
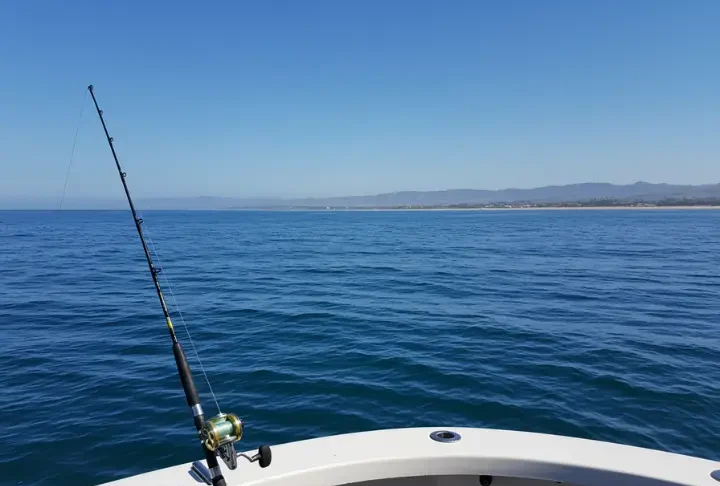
1 209 718 485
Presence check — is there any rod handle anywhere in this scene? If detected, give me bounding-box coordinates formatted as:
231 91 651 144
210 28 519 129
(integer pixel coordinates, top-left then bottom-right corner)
173 342 201 410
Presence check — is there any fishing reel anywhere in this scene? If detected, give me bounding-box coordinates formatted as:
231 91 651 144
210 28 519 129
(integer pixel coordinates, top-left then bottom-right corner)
200 413 271 471
201 413 243 451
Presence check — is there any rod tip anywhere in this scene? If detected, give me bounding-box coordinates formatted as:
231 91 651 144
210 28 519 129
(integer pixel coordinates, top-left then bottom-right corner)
88 84 94 91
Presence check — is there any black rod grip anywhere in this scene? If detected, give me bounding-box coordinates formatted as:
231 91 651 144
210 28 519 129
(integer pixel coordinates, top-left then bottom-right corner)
173 342 201 408
206 448 226 486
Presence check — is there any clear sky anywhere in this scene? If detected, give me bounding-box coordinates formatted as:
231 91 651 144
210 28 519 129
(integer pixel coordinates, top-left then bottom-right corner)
1 0 719 200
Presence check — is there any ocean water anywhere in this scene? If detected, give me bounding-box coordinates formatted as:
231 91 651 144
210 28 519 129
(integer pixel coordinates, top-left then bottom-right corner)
1 209 719 485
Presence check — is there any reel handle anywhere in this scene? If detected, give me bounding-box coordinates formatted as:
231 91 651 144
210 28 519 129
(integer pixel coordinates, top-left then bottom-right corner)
239 445 272 468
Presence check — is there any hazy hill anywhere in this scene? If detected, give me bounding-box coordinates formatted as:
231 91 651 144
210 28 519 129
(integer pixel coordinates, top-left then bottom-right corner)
4 182 720 209
247 182 720 208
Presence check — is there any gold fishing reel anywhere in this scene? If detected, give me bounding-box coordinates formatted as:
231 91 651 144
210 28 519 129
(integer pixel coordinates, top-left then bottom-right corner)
199 412 272 472
200 413 243 452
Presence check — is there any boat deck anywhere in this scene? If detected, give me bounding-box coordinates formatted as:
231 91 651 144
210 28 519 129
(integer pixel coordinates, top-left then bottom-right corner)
102 427 720 486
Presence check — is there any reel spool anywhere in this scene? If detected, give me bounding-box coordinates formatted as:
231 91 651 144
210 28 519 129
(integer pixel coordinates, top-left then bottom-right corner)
200 413 243 452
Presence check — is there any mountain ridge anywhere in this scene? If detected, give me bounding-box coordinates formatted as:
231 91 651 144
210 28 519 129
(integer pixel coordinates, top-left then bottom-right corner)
234 181 720 208
4 182 720 209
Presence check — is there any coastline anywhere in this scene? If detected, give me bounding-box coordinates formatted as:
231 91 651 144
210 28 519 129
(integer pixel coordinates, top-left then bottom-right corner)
6 206 717 211
368 206 720 211
229 205 720 211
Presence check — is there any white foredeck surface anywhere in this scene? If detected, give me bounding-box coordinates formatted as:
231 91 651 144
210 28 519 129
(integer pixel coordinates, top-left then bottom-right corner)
101 427 720 486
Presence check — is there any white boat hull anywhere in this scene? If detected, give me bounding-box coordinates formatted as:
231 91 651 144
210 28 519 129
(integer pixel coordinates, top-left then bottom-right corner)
101 427 720 486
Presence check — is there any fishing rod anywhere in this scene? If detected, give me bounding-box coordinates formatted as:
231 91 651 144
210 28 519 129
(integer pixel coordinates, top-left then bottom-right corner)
87 85 270 485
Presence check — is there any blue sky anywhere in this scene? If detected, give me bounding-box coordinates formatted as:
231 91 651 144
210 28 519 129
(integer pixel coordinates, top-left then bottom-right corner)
1 1 719 200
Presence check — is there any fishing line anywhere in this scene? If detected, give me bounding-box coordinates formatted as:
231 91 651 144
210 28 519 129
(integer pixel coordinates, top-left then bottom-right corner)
59 90 88 209
142 219 222 414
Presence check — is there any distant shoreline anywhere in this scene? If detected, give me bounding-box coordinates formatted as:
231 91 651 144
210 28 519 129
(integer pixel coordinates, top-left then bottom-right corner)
4 206 720 211
226 205 720 211
370 205 720 211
